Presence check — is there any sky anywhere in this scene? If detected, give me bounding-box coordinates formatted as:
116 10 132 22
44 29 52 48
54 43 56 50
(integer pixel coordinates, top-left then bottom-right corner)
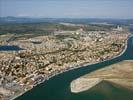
0 0 133 19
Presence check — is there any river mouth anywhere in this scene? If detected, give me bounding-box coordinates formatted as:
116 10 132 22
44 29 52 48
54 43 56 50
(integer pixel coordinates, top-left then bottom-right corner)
16 36 133 100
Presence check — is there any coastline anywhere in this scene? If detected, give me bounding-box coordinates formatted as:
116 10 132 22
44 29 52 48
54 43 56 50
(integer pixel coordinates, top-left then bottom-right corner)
12 35 129 100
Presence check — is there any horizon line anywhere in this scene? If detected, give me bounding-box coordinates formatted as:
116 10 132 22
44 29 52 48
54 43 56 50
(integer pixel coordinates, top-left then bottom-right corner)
0 16 133 20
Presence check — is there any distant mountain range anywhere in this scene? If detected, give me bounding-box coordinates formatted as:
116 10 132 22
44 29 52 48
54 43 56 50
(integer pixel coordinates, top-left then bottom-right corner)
0 16 133 25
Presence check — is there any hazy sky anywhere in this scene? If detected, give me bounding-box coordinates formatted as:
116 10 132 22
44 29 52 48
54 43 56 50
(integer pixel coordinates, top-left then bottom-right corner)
0 0 133 19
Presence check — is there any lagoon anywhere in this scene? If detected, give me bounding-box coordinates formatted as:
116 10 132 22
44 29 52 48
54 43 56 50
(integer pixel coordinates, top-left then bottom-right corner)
0 45 23 51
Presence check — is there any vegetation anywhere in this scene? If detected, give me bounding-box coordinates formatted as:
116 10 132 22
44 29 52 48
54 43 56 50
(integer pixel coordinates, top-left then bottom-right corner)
0 23 115 35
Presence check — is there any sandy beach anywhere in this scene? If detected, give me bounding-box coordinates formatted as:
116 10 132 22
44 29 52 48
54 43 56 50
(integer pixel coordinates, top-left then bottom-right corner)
70 60 133 93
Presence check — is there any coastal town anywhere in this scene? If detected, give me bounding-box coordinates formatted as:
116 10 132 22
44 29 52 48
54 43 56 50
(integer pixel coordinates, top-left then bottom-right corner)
0 25 129 100
1 0 133 99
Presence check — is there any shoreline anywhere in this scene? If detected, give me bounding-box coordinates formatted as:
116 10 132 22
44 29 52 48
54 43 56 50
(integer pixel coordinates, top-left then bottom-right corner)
11 36 129 100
